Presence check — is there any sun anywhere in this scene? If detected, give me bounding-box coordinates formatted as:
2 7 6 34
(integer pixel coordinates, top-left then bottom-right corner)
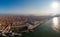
50 2 59 16
51 2 59 9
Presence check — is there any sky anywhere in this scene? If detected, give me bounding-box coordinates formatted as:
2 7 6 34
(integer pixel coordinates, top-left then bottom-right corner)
0 0 60 16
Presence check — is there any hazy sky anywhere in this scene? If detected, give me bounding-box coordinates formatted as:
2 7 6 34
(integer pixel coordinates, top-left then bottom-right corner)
0 0 60 16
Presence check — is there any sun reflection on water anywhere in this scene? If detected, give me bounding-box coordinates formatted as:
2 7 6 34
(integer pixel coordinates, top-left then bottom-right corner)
52 17 60 32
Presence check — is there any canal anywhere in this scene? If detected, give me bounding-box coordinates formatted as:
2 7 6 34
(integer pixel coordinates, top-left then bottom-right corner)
21 17 60 37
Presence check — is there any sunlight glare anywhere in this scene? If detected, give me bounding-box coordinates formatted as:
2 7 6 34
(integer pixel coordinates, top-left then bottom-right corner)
52 17 60 32
51 2 59 9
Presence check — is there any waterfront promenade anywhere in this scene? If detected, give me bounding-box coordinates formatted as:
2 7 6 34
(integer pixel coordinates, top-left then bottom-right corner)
21 17 60 37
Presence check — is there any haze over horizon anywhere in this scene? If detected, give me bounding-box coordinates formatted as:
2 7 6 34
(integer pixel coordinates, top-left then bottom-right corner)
0 0 60 16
